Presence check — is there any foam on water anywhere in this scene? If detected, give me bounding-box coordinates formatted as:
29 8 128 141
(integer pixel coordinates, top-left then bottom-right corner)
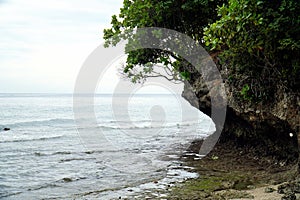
0 94 214 199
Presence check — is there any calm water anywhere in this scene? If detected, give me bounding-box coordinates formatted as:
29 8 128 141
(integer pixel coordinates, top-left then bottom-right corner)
0 94 214 199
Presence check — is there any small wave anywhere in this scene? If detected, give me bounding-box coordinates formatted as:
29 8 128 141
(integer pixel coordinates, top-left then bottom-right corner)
33 151 101 157
77 121 203 131
0 191 22 198
52 151 72 155
28 177 88 192
83 150 103 155
0 135 63 143
27 183 60 192
59 158 85 163
106 119 154 123
34 151 72 157
3 118 74 128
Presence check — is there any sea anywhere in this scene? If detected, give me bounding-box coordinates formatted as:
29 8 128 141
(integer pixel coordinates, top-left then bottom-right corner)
0 93 215 199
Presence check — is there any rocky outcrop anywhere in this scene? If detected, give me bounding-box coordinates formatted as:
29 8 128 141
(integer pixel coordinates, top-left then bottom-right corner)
182 71 299 163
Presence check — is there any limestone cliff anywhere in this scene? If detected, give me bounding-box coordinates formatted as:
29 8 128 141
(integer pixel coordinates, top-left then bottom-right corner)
182 70 299 163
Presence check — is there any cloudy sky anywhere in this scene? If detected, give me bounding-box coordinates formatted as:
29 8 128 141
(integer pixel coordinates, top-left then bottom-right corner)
0 0 124 93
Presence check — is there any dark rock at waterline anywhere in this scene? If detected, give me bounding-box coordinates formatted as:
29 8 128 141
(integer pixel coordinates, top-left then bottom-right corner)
281 192 296 200
3 128 10 131
278 181 300 200
278 181 300 195
62 177 72 182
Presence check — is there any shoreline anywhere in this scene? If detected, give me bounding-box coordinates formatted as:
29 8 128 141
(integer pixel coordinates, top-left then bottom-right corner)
110 139 298 200
165 140 298 200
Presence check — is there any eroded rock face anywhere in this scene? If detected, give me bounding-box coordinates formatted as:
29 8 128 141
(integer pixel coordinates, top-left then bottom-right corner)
182 74 299 163
271 89 300 144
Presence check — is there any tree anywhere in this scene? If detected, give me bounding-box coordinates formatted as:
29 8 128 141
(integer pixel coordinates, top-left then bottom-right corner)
103 0 225 83
104 0 299 98
104 0 300 163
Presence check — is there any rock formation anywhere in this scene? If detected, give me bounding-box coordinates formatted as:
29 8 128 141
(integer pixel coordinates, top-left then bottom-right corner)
182 70 299 164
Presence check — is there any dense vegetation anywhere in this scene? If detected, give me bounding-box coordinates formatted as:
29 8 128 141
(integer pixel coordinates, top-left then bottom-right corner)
104 0 225 83
104 0 299 103
204 0 300 102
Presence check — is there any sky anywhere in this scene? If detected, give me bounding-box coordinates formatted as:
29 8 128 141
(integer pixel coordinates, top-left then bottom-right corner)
0 0 125 93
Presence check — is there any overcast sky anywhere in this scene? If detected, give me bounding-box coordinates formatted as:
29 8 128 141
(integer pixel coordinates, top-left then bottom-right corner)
0 0 124 93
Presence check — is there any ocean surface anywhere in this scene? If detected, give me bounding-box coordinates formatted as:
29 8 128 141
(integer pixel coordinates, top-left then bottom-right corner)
0 93 215 199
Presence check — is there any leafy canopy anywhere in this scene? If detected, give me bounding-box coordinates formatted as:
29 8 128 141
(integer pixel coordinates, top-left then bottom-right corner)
104 0 224 83
204 0 300 101
104 0 299 102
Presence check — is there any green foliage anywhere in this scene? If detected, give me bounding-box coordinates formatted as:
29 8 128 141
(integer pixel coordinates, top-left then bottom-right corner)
203 0 265 52
180 71 191 81
204 0 300 102
240 84 252 101
104 0 300 103
103 0 224 83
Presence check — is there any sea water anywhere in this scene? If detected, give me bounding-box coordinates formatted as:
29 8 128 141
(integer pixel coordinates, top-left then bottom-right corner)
0 93 214 199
